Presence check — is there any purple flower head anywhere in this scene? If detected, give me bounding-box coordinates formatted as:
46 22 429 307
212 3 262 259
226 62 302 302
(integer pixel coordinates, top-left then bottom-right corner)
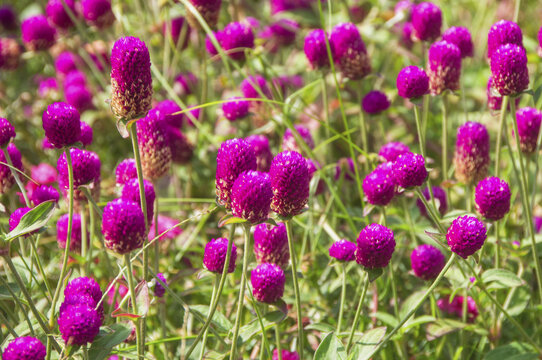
57 149 101 201
169 127 194 164
475 176 511 221
282 125 314 154
205 32 221 56
438 295 478 322
186 0 222 29
9 207 31 232
334 158 355 181
137 110 172 180
3 337 46 360
446 215 486 258
0 6 17 31
215 138 257 208
272 349 300 360
59 293 103 322
115 159 137 185
79 122 93 147
55 52 80 77
63 70 87 89
442 26 473 58
245 134 273 172
329 239 356 262
304 29 330 70
0 144 22 194
57 213 86 251
427 40 461 95
46 0 77 29
81 0 115 28
32 184 59 205
395 0 413 18
65 86 94 113
398 22 414 49
218 21 255 61
392 152 427 188
110 36 152 120
38 77 58 97
148 215 183 241
121 178 156 224
534 216 542 234
453 122 490 185
0 38 22 70
515 107 542 154
174 72 198 97
260 19 299 52
223 97 250 121
0 117 15 147
164 16 191 48
330 22 371 80
42 102 81 148
241 75 272 99
363 164 395 206
410 244 445 280
538 27 542 57
356 223 395 269
487 20 523 59
411 2 442 42
490 44 529 96
58 303 101 345
396 66 429 99
379 142 410 162
416 186 447 217
362 91 390 114
251 263 285 303
101 199 146 254
269 151 310 217
203 237 237 273
231 170 273 224
254 222 289 268
21 15 56 51
271 0 312 14
154 100 183 128
154 273 167 298
64 276 102 305
32 163 57 185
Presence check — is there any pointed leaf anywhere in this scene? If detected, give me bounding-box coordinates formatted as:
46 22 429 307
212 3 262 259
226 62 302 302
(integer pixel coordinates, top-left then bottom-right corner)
314 333 347 360
135 281 150 317
4 201 56 242
88 323 132 360
364 267 383 283
191 305 233 333
348 327 387 360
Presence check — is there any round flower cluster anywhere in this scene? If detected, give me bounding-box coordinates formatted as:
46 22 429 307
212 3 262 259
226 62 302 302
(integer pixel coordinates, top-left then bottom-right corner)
203 237 237 273
474 177 511 221
329 239 357 262
410 244 446 280
356 223 395 269
251 263 285 303
446 215 487 258
254 223 290 268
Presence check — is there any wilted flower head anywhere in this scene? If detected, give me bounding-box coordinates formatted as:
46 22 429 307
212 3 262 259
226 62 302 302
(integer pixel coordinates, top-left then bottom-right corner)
475 177 511 221
231 170 273 224
0 117 15 147
9 207 31 232
42 102 81 148
362 91 390 114
379 142 410 162
304 29 330 70
137 110 172 180
272 349 300 360
21 15 56 51
101 199 146 254
46 0 76 29
154 273 167 298
437 295 478 322
396 66 429 99
330 22 371 80
57 213 86 251
411 244 445 280
411 2 441 41
269 151 310 217
0 144 23 194
442 26 473 58
121 178 156 223
115 159 137 186
392 152 427 188
490 44 529 96
240 75 272 99
0 38 22 70
356 223 395 268
203 237 237 273
282 125 314 154
416 186 447 217
251 263 285 303
427 40 461 95
515 107 542 154
453 122 490 185
223 97 250 121
58 303 101 345
446 215 486 258
186 0 222 29
363 163 395 206
3 337 46 360
81 0 115 28
329 239 356 262
245 134 273 172
254 222 289 268
32 184 59 205
487 20 523 59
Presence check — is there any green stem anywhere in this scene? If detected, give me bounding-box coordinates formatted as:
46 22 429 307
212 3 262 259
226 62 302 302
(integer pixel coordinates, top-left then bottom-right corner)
80 205 88 276
28 235 53 300
200 274 220 360
415 188 446 234
3 148 29 206
0 310 17 338
441 96 450 205
248 286 270 359
495 96 509 178
337 264 347 334
124 253 143 360
286 220 304 358
0 270 35 336
87 199 96 275
494 222 501 269
359 105 369 172
513 0 521 22
346 272 369 352
275 324 282 360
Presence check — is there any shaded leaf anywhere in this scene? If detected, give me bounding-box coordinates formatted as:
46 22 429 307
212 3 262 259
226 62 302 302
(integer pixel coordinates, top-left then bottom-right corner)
191 305 233 333
348 327 387 360
426 319 465 341
4 201 56 242
237 311 286 345
135 281 150 317
482 269 524 289
88 323 132 360
365 267 383 283
0 282 20 300
305 323 336 333
314 333 347 360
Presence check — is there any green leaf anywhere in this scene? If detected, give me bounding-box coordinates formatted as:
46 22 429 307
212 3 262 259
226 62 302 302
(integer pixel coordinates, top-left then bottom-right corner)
0 282 20 300
305 323 336 333
217 214 247 228
314 333 347 360
426 319 465 341
135 281 150 317
191 305 233 333
237 311 286 344
482 269 524 289
88 323 132 360
484 342 539 360
364 267 383 283
348 327 387 360
3 201 56 242
402 315 436 333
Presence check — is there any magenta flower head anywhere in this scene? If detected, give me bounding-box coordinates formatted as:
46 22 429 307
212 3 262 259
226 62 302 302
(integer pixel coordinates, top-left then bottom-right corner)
272 349 300 360
63 70 87 89
515 107 542 154
251 263 285 303
174 72 198 97
446 215 487 258
3 337 46 360
21 15 56 51
205 32 221 56
487 20 523 60
231 170 273 224
330 22 371 80
254 222 289 268
42 102 81 148
65 86 94 113
55 52 80 76
453 122 490 185
121 178 156 223
9 207 31 231
240 75 272 99
475 177 511 221
81 0 115 28
0 5 17 31
0 38 22 70
427 40 461 95
392 152 427 188
538 27 542 57
38 77 59 97
490 44 529 96
329 239 356 262
203 237 237 273
0 144 22 194
58 303 101 345
57 149 101 201
57 213 86 251
110 36 152 120
164 16 191 48
379 141 410 162
32 184 60 205
101 199 146 254
79 122 93 147
304 29 330 70
169 127 194 164
260 19 299 53
362 91 390 114
246 135 273 172
282 125 315 154
215 138 257 208
363 164 395 206
396 66 429 99
223 97 250 121
410 244 445 280
356 223 395 269
46 0 76 30
154 273 167 298
137 111 172 180
416 186 447 217
271 0 312 14
115 158 137 185
0 117 15 148
59 293 102 322
269 151 310 217
411 2 442 42
438 295 478 322
218 21 255 61
64 276 102 303
187 0 222 30
442 26 473 58
154 100 183 127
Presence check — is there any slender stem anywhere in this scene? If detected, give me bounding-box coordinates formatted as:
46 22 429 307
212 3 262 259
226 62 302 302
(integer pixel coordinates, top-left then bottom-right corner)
154 190 159 273
441 96 450 206
402 198 418 245
461 286 468 359
285 220 304 358
0 270 35 336
513 0 521 22
346 272 369 352
248 286 270 359
494 221 501 269
87 199 96 275
275 324 282 360
200 274 219 360
28 236 53 300
3 148 29 206
495 96 509 178
124 253 143 360
337 264 347 334
0 310 17 338
80 205 88 276
359 105 369 172
415 188 446 234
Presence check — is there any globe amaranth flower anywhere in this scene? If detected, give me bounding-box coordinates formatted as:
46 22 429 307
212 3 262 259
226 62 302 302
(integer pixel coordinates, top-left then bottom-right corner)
394 0 413 19
362 91 390 114
245 135 273 172
121 178 156 224
164 16 191 48
148 215 183 242
57 148 101 202
490 44 529 96
427 41 461 95
0 117 15 147
38 77 59 97
411 2 442 42
416 186 447 217
356 223 395 269
63 70 87 89
271 0 313 15
174 72 197 97
231 170 273 224
205 32 221 56
79 121 93 147
260 19 299 53
0 144 23 194
453 122 490 185
379 141 410 162
538 27 542 57
411 244 445 280
65 86 94 113
154 273 167 298
241 75 272 99
0 5 17 31
59 292 103 322
21 15 56 51
446 215 487 258
32 184 59 205
64 276 103 304
153 100 183 127
392 152 427 188
363 164 395 206
269 151 310 217
398 22 414 49
58 303 101 345
254 222 289 268
211 21 254 61
487 20 523 60
115 158 137 186
304 29 330 70
437 295 478 322
3 336 46 360
223 97 250 121
329 239 356 262
475 177 511 221
215 138 257 208
282 125 314 154
169 127 194 165
137 110 172 180
186 0 221 30
396 66 429 99
9 207 31 231
203 237 237 273
251 263 285 303
110 36 152 120
26 163 57 199
330 22 371 80
57 213 87 251
515 107 542 154
0 37 22 70
442 26 473 58
272 349 300 360
101 198 146 254
81 0 115 28
42 102 81 148
46 0 76 30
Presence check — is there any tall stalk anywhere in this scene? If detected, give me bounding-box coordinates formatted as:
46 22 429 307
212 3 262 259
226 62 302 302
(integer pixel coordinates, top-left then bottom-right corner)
3 147 29 206
124 253 143 359
336 263 348 334
346 271 369 352
285 220 304 358
199 274 219 360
